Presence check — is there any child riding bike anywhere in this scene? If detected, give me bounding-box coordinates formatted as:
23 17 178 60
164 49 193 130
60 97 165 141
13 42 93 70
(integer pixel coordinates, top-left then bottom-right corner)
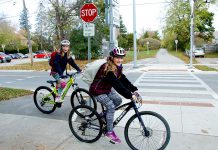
50 39 82 103
89 47 139 144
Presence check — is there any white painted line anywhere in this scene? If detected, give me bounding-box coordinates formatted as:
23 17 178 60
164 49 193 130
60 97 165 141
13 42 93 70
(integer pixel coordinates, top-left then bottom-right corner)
136 83 202 87
140 96 216 102
140 79 199 83
133 72 147 85
142 76 194 79
190 72 218 99
138 89 210 95
16 79 24 81
5 81 14 84
26 77 34 79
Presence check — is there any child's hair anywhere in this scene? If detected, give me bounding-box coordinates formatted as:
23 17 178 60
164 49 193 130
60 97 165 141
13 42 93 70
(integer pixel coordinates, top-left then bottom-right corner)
104 56 118 76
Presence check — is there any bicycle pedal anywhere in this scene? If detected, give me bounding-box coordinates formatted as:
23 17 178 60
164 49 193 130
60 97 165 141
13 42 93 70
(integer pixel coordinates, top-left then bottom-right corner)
55 103 62 108
109 140 116 144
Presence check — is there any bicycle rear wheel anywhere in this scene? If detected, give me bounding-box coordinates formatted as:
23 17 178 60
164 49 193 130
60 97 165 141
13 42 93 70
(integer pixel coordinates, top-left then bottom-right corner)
71 88 97 111
124 111 170 150
68 105 103 143
33 86 56 114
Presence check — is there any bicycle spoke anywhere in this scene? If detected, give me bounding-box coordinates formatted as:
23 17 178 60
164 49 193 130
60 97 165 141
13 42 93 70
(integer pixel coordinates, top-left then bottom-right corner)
125 112 170 150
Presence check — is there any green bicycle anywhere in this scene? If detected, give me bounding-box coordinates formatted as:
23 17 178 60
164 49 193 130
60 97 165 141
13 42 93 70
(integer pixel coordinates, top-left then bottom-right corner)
33 72 96 114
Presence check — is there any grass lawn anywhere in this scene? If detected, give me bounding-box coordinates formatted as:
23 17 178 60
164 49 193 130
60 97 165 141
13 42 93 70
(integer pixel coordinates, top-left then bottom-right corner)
0 87 33 101
0 50 158 71
123 49 159 64
168 50 218 71
205 52 218 58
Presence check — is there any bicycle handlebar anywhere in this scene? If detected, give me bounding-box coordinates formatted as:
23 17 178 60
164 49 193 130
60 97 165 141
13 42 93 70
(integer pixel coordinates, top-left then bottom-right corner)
60 71 81 79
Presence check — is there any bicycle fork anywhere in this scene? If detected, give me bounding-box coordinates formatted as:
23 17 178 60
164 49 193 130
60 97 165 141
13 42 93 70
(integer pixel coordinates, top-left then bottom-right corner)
133 104 150 137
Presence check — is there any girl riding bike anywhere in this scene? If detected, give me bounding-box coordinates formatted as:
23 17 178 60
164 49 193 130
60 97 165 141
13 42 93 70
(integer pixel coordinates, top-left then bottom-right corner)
89 47 139 144
51 40 82 103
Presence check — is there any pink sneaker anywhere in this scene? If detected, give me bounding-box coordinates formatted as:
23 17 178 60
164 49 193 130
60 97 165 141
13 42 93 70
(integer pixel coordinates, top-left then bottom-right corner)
105 131 121 144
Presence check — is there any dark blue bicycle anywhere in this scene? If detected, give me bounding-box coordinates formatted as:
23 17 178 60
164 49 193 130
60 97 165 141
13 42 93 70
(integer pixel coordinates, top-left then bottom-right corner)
68 96 170 150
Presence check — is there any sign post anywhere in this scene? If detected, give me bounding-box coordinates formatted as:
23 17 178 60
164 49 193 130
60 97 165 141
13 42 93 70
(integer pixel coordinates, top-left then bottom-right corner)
175 40 178 53
1 44 5 53
80 3 98 63
83 23 95 63
146 41 150 55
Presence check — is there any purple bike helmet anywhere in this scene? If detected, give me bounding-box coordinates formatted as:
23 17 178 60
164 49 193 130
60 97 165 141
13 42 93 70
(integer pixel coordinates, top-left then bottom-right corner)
110 47 126 57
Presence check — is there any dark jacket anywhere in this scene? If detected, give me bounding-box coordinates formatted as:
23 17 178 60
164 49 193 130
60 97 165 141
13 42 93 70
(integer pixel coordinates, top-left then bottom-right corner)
89 64 138 99
52 52 81 76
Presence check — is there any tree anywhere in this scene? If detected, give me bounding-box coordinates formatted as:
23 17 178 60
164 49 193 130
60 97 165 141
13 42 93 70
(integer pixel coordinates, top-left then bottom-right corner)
118 16 129 48
19 0 31 30
163 0 216 51
0 20 28 53
119 16 127 34
35 2 49 50
70 0 109 59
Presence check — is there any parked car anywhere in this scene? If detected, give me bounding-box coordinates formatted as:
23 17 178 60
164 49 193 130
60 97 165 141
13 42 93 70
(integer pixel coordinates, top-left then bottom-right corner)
193 47 205 57
8 54 17 59
24 54 29 58
13 53 22 59
0 52 12 63
34 51 51 58
16 53 26 59
186 47 205 58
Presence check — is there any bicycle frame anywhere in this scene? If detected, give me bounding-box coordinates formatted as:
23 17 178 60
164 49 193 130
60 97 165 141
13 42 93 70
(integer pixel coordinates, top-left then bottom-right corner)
43 75 77 104
103 101 148 134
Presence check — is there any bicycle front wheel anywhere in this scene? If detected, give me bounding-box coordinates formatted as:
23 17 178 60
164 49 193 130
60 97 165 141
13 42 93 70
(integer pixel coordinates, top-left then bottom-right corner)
68 105 103 143
124 111 170 150
33 86 56 114
71 88 97 110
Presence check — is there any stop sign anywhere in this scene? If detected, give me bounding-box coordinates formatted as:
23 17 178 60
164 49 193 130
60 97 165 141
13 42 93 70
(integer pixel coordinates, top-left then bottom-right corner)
80 3 98 23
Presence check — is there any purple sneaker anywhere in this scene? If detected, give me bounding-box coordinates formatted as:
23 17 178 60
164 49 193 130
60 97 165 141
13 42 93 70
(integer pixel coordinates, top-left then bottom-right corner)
105 131 121 144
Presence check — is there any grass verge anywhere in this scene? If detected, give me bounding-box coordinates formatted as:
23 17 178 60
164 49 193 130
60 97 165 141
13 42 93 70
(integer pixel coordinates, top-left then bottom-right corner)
123 49 158 64
205 52 218 58
168 50 218 71
0 87 33 101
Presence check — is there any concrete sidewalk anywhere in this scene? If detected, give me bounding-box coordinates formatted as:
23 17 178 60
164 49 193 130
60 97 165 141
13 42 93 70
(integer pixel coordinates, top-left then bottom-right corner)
1 95 218 150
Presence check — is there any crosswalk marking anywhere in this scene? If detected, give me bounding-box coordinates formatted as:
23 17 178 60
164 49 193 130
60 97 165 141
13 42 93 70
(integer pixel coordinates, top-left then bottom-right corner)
134 71 218 102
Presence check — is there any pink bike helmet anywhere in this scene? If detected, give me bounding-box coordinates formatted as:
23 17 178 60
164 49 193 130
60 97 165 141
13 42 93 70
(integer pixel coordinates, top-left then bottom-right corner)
110 47 126 57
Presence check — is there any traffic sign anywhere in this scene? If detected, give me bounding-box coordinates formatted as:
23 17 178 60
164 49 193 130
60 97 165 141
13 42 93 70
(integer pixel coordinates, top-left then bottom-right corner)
80 3 98 23
175 40 178 44
83 23 95 37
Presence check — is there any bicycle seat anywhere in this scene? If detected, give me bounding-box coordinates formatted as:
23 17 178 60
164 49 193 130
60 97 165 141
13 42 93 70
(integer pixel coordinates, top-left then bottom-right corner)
47 80 57 84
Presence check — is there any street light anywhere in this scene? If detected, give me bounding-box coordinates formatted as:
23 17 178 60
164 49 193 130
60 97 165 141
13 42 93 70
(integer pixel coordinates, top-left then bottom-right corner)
133 0 137 68
146 41 150 55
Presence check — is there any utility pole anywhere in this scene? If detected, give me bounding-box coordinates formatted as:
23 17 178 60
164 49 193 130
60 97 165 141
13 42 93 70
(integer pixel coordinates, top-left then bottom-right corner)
133 0 137 68
190 0 194 68
40 1 43 50
109 0 114 51
23 0 33 66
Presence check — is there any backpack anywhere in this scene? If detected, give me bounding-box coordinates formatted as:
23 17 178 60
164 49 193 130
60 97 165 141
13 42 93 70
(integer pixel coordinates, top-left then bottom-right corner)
81 59 107 85
49 51 58 67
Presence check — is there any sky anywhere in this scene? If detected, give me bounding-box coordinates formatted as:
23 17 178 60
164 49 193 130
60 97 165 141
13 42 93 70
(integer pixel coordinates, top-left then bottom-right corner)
0 0 218 36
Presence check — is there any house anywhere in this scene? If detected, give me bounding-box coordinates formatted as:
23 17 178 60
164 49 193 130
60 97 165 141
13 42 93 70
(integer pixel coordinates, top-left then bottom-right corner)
213 31 218 44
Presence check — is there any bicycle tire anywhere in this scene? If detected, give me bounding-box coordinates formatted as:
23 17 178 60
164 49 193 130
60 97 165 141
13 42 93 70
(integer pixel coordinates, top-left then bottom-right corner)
71 88 97 111
33 86 56 114
68 105 103 143
124 111 170 150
